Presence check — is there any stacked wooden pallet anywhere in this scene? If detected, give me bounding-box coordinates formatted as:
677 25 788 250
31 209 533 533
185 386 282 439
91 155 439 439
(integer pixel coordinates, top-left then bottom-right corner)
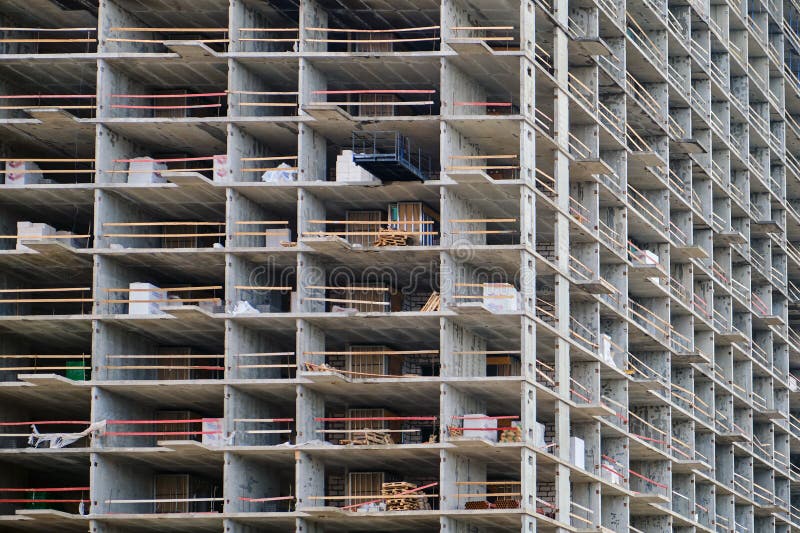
373 228 408 247
382 482 421 511
420 291 440 311
340 429 394 446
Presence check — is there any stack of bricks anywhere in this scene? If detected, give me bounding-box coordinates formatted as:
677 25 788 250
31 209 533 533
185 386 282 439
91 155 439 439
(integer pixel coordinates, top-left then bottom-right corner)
327 474 346 507
543 423 556 450
538 364 556 389
536 481 556 518
535 242 556 262
325 411 347 444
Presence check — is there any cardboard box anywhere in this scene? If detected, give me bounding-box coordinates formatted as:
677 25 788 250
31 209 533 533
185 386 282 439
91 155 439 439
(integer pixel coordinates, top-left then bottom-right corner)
462 414 498 442
128 157 166 184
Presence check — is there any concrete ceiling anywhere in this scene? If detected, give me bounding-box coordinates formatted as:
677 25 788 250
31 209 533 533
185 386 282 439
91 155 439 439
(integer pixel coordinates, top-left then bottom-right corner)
100 120 227 153
105 56 228 90
0 58 97 92
0 316 93 349
114 0 228 28
0 0 97 27
94 249 227 282
0 118 97 157
101 313 225 347
309 55 440 89
317 0 441 29
96 381 224 413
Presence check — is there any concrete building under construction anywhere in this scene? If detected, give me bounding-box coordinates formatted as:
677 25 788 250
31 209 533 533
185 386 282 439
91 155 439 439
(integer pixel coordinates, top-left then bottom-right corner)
1 0 800 531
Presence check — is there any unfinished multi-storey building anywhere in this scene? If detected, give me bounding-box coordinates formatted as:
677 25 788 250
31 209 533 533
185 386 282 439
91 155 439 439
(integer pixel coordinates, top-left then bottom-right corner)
2 0 800 531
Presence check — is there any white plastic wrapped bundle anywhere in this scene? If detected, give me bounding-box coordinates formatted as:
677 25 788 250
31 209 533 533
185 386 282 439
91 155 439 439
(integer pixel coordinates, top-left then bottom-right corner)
262 162 297 182
128 282 165 315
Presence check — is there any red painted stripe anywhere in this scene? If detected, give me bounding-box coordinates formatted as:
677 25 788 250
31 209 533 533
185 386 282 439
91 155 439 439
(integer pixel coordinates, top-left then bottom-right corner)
110 103 221 110
0 499 87 503
103 430 221 436
450 415 519 420
107 418 217 424
0 420 89 426
0 487 89 492
0 94 95 99
236 418 294 423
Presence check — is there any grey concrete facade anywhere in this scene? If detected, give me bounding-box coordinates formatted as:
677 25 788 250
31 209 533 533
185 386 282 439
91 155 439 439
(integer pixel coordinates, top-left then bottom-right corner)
0 0 798 532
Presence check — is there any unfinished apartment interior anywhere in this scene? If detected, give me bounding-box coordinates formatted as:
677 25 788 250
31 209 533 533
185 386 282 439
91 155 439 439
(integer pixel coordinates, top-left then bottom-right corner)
2 0 800 531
